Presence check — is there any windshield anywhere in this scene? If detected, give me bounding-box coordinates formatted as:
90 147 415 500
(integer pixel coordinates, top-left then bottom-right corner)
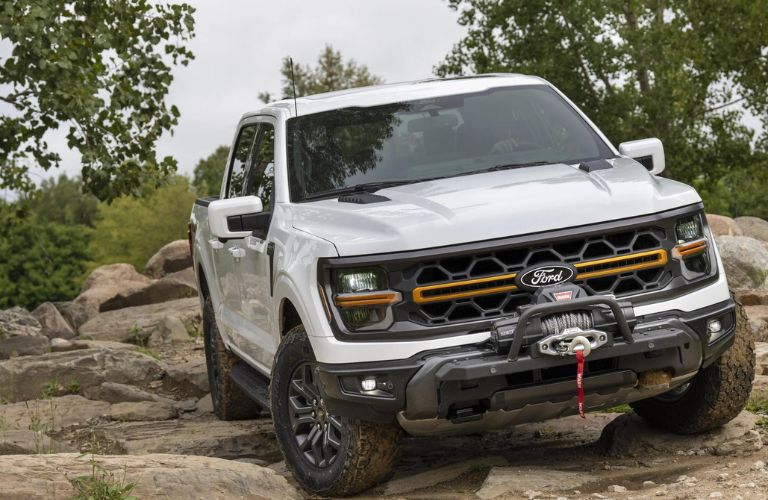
287 85 614 202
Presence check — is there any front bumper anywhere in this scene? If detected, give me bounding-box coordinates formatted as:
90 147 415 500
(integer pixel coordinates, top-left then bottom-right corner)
315 298 736 427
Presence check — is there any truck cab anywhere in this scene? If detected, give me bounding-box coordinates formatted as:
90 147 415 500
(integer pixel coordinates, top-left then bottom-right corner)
190 74 753 497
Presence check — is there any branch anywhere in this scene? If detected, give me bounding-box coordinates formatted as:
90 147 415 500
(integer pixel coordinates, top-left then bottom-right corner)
706 97 747 113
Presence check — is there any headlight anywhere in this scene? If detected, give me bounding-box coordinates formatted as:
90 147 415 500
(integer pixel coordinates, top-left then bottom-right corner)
675 215 703 243
333 268 400 331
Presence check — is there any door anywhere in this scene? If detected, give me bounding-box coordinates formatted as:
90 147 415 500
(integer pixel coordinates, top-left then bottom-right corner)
237 122 277 367
215 122 259 339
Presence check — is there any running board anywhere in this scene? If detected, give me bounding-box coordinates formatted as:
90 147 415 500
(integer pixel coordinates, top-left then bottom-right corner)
229 362 271 411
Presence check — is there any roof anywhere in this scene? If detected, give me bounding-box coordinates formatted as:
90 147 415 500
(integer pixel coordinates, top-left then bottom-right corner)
248 73 549 119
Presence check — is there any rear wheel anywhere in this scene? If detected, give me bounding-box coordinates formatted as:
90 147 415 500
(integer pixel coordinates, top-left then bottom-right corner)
631 302 754 434
270 325 401 496
202 295 261 420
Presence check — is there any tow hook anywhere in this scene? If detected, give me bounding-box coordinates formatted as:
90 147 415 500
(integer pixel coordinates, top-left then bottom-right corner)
536 327 609 357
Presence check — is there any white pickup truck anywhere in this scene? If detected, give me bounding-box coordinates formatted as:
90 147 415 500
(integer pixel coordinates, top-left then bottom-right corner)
190 74 753 496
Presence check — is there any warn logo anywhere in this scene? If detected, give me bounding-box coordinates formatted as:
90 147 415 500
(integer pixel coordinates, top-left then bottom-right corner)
552 290 574 301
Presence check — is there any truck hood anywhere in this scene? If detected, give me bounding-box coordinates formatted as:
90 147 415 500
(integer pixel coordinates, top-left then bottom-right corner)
289 158 701 257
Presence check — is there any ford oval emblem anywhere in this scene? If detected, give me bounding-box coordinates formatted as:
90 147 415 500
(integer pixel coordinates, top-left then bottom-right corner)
516 263 577 291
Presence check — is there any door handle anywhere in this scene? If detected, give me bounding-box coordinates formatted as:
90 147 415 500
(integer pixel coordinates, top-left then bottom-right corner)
228 246 246 259
209 239 224 251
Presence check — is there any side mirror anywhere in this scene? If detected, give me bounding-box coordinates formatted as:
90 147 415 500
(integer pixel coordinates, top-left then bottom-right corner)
618 138 665 175
208 196 263 239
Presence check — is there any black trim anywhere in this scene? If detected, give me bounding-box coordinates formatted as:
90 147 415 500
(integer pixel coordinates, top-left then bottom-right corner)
318 203 717 342
267 242 275 296
195 196 219 207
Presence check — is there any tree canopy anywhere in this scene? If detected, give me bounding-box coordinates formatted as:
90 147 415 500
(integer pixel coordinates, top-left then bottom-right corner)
438 0 768 217
192 145 229 197
259 44 383 103
0 0 195 201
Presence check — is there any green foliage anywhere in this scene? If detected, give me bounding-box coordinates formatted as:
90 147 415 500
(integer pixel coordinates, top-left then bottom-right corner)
192 145 229 197
259 44 383 102
0 0 195 201
41 379 64 399
70 431 137 500
26 175 99 227
0 201 91 309
438 0 768 218
88 176 197 269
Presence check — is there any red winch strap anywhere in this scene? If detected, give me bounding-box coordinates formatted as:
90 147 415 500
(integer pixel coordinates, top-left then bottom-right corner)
576 349 585 419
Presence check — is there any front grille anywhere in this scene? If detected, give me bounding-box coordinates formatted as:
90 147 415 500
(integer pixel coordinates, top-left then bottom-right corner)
399 226 674 326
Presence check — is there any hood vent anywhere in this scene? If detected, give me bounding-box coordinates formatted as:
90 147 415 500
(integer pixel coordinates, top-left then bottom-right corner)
338 193 391 204
579 159 613 173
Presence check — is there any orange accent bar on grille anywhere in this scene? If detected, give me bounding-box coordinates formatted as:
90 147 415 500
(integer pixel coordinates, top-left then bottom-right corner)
335 291 401 308
412 249 669 304
674 239 708 258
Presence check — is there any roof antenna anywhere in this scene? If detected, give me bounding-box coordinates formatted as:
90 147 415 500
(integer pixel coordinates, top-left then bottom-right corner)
289 57 299 117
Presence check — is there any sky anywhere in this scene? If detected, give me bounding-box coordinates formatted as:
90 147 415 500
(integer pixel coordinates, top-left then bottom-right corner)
26 0 467 182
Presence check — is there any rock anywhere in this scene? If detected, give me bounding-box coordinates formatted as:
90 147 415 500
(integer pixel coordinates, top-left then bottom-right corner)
716 236 768 289
165 358 210 397
383 456 508 496
0 335 49 359
78 297 201 343
0 396 112 431
0 453 300 499
144 239 193 279
49 338 78 353
30 302 75 340
53 301 89 332
735 289 768 307
0 430 76 454
599 411 761 456
756 342 768 375
476 466 598 499
196 393 213 414
642 480 657 489
82 381 171 404
746 306 768 342
74 263 152 321
0 347 164 403
0 307 42 338
736 216 768 242
109 401 177 421
71 339 137 351
80 417 279 459
707 214 743 237
148 315 191 347
608 484 628 493
100 268 198 312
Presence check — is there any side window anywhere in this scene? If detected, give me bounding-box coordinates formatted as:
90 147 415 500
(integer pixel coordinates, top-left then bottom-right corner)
243 123 275 211
227 124 258 198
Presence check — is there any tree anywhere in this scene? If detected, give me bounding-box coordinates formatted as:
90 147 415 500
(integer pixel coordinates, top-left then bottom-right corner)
0 202 90 309
192 145 229 197
259 44 383 103
437 0 768 217
88 176 198 269
0 1 195 201
26 175 99 227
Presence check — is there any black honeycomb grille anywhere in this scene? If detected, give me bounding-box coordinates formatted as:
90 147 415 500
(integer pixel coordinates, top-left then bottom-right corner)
401 226 672 326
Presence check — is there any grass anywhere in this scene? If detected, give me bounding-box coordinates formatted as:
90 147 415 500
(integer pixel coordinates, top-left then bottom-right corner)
126 324 151 347
25 399 57 454
69 430 137 500
41 378 81 399
136 346 160 360
605 403 633 413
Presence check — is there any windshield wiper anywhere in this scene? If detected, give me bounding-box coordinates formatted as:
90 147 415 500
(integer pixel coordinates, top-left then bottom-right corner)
480 160 550 173
304 180 417 201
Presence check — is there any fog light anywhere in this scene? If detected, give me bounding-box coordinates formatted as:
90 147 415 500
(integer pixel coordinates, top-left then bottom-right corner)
361 377 377 392
708 318 725 343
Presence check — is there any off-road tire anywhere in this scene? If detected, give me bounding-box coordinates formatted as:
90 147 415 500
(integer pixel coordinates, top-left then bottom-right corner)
270 325 401 497
631 301 755 434
202 295 261 420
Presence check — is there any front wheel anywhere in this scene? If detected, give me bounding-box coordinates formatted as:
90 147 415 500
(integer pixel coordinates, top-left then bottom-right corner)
270 325 401 496
631 302 755 434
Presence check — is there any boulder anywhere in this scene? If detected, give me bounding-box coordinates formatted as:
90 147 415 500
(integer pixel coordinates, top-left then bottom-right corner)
0 396 112 431
0 453 301 500
165 358 210 398
736 289 768 306
0 347 164 403
78 297 201 343
746 306 768 342
715 236 768 289
109 401 178 421
73 263 152 321
31 302 75 339
49 338 79 353
82 381 172 404
756 342 768 376
0 307 42 339
144 239 193 279
599 410 761 456
53 301 89 332
100 267 198 312
707 214 743 237
0 335 49 360
736 216 768 242
148 316 191 347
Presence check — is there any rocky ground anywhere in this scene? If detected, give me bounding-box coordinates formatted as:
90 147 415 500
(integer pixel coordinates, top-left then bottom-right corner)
1 215 768 499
